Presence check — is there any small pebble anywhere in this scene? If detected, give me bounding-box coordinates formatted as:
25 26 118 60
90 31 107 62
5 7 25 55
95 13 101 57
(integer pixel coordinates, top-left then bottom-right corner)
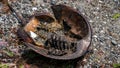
99 0 104 3
89 20 94 23
94 48 97 51
103 21 107 24
51 0 57 5
32 7 37 11
93 35 97 38
0 53 2 57
111 40 117 45
118 44 120 47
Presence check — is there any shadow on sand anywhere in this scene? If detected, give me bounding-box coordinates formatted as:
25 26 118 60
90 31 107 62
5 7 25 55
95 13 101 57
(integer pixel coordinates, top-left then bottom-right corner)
16 49 88 68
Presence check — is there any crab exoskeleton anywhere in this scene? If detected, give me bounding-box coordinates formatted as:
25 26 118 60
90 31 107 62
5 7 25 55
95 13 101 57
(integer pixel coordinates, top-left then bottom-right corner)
15 5 92 60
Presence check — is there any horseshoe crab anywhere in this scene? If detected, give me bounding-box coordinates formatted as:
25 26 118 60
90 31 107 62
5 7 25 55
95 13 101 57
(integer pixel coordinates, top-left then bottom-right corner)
8 4 92 60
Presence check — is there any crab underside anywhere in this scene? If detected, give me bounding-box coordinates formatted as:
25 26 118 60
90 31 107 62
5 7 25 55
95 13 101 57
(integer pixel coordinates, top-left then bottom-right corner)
17 5 92 60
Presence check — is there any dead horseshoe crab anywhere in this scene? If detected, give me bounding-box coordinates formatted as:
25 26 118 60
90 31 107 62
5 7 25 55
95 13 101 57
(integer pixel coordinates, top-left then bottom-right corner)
8 4 92 60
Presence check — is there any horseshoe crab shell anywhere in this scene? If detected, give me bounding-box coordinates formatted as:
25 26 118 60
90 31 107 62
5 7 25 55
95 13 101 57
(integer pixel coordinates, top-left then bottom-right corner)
17 5 92 60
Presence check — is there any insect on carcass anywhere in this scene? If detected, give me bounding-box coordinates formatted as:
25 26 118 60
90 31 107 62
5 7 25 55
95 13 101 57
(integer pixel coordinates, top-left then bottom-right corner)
8 4 92 60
